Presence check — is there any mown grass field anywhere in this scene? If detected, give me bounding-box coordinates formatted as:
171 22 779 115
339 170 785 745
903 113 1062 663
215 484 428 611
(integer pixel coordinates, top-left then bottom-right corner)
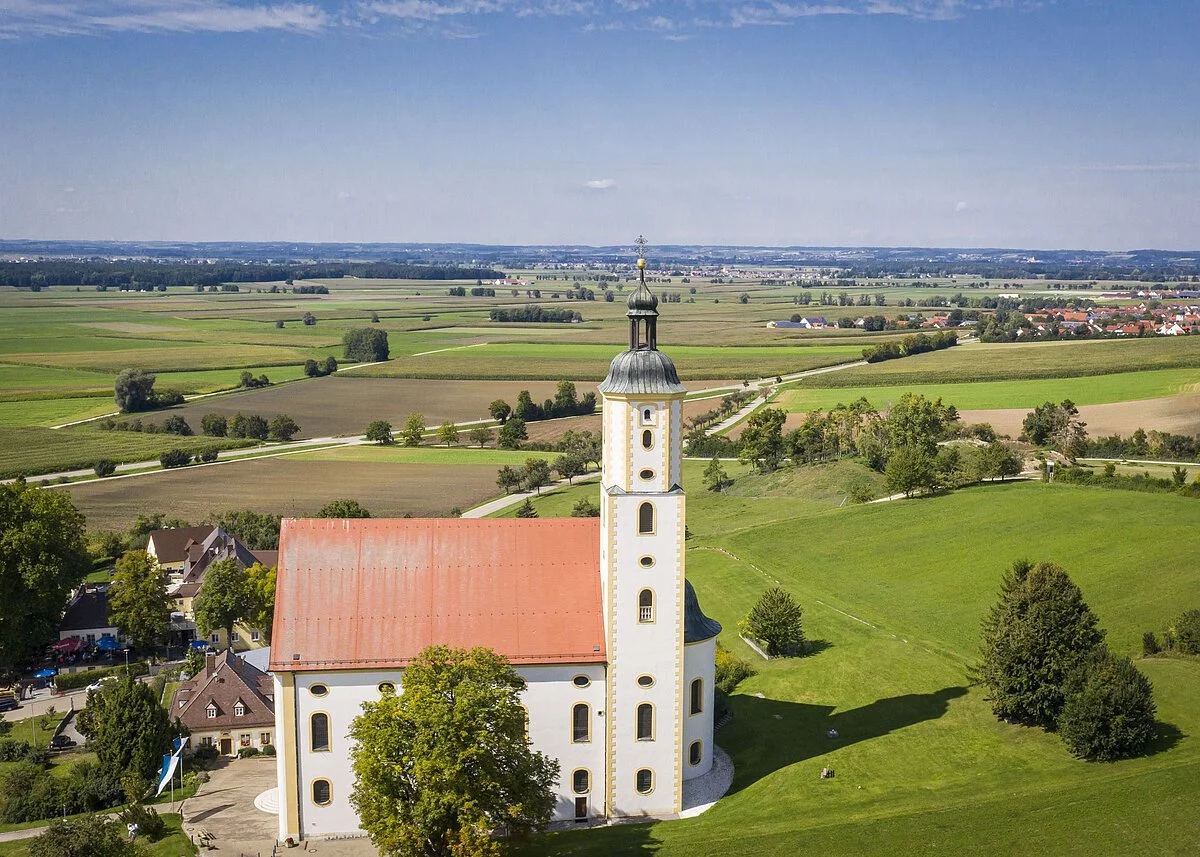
505 465 1200 857
0 813 196 855
776 367 1200 413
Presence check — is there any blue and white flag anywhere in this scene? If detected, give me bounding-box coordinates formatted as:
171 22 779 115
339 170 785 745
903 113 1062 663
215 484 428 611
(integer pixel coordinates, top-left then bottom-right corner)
154 736 190 796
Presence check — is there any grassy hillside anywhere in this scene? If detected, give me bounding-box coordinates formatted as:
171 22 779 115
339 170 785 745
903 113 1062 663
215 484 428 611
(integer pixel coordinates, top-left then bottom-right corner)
514 468 1200 856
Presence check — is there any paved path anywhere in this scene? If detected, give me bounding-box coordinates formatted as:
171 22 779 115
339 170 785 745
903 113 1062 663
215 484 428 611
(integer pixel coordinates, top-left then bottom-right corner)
704 360 869 436
462 472 601 518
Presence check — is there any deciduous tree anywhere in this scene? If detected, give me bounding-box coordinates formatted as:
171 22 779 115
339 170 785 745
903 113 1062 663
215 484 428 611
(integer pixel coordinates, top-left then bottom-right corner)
317 499 372 518
738 407 787 473
884 444 934 497
348 646 558 857
488 400 511 424
192 558 249 643
401 413 425 447
702 458 731 492
522 458 551 494
467 426 492 448
113 368 157 413
497 417 527 450
365 420 394 445
268 414 300 441
217 509 281 550
552 453 585 484
437 421 460 447
0 481 89 668
244 562 277 644
107 550 169 650
496 466 522 495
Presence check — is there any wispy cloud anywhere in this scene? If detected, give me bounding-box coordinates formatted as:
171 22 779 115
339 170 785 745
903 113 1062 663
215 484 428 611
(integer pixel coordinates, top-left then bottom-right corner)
0 0 328 37
585 178 616 189
1073 162 1200 174
0 0 1049 38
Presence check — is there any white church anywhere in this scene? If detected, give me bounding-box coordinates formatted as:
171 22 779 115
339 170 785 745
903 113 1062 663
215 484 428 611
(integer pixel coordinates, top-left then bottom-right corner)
268 253 722 842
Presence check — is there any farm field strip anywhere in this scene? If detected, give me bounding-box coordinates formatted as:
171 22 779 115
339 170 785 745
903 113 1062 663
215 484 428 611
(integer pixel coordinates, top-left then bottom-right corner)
776 367 1200 412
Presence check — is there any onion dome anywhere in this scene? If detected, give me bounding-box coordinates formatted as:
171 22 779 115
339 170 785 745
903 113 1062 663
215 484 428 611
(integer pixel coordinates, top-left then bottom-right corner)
599 348 687 395
683 580 722 643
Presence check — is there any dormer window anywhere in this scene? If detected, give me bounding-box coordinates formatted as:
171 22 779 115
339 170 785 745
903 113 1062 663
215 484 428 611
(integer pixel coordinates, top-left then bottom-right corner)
234 701 246 717
206 702 218 719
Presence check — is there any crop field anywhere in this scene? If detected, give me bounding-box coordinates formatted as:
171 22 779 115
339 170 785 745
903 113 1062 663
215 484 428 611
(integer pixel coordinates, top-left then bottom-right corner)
0 427 254 479
794 336 1200 389
59 452 507 529
960 393 1200 440
775 367 1200 413
510 467 1200 857
0 397 118 428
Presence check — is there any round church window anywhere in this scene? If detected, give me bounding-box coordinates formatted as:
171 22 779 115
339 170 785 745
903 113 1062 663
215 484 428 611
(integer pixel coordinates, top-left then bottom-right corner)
378 682 396 695
639 469 655 480
573 675 591 688
309 683 329 697
636 675 655 688
639 556 655 568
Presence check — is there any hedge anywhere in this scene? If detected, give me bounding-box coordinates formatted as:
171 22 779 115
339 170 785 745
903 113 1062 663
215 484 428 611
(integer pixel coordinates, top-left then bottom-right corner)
53 661 149 692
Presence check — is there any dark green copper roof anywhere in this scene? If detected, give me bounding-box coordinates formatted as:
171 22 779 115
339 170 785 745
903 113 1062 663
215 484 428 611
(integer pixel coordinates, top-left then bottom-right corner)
684 580 722 643
598 347 688 396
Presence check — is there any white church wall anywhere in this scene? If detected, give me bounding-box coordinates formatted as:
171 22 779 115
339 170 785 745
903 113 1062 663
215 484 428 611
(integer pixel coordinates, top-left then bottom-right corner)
682 637 717 779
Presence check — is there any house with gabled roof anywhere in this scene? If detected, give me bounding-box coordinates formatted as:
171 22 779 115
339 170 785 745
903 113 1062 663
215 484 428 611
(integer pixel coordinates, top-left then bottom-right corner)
170 648 275 757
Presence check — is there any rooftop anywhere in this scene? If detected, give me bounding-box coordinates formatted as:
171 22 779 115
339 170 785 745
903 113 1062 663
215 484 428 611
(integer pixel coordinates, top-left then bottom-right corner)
270 518 605 672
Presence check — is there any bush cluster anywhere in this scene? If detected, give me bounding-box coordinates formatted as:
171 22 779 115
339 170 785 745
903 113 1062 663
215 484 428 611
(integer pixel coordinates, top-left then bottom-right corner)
862 330 958 363
53 662 149 692
0 759 124 824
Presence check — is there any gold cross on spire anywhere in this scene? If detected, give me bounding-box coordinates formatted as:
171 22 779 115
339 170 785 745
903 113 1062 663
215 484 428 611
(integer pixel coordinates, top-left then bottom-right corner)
634 235 648 270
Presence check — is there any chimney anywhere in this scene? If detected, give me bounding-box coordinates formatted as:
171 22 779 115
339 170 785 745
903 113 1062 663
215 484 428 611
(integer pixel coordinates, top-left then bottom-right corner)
205 652 218 678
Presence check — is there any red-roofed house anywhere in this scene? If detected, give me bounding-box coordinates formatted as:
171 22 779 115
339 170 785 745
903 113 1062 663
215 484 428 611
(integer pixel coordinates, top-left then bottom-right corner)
271 260 723 843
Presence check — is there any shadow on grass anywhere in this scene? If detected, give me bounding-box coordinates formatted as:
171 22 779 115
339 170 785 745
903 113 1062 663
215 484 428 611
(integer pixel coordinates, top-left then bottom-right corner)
724 685 969 795
1143 721 1184 757
801 639 833 658
521 818 662 856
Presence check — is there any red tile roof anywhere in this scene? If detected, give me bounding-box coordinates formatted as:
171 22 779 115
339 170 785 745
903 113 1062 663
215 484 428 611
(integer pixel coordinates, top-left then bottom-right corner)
270 518 605 672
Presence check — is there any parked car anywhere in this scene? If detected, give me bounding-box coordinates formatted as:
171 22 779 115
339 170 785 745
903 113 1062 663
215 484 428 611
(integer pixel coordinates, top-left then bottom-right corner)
85 676 118 693
48 735 76 751
0 695 18 712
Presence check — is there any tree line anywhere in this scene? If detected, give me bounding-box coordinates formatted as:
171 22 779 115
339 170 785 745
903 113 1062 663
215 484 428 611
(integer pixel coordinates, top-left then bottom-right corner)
863 331 958 364
0 261 504 288
489 305 583 324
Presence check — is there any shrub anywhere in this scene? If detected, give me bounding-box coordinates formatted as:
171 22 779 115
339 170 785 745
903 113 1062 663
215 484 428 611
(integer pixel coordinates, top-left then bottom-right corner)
197 447 219 463
161 415 192 436
52 661 149 692
1142 631 1161 656
119 801 166 841
237 746 260 758
261 744 276 756
343 327 390 362
190 743 218 764
1169 609 1200 654
93 459 117 478
714 642 756 693
1057 648 1157 761
158 448 191 469
200 413 227 437
0 739 33 762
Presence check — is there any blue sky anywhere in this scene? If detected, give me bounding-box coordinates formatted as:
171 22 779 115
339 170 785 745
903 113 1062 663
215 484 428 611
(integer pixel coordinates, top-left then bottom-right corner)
1 1 1197 249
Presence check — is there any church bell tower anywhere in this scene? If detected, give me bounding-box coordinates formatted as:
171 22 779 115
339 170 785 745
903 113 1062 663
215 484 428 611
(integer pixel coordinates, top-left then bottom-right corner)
597 237 689 817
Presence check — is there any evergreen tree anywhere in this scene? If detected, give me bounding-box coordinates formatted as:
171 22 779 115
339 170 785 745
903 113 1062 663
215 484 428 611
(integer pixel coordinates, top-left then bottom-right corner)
741 587 805 657
515 499 538 519
976 560 1105 727
76 675 173 782
1057 648 1157 761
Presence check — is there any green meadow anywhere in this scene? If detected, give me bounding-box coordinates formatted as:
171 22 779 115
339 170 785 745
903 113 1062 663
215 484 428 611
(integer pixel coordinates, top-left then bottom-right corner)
776 367 1200 413
509 464 1200 857
0 427 254 479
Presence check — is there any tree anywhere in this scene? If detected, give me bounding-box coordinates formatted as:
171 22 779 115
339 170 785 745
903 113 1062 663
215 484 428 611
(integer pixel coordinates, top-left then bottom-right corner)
979 441 1023 482
348 646 558 857
317 499 372 518
76 675 173 782
28 815 140 857
161 414 192 436
436 421 460 447
497 417 527 450
0 481 89 668
217 509 281 550
302 312 316 326
515 498 538 518
1021 400 1088 460
703 458 731 492
401 413 425 447
93 459 117 477
159 448 191 468
244 562 277 644
200 413 227 437
514 390 536 421
365 420 394 445
741 587 805 657
552 453 585 484
522 458 552 494
467 426 492 448
192 558 248 644
553 380 578 414
343 328 390 362
488 400 511 425
884 445 934 497
269 414 300 441
886 393 954 456
113 368 157 413
107 550 169 650
1057 648 1157 761
738 407 787 473
976 560 1105 727
496 466 522 495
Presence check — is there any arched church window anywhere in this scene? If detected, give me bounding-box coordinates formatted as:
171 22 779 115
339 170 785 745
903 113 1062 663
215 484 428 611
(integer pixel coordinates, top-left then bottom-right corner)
638 589 655 624
689 741 703 766
635 768 654 794
636 703 654 741
572 703 590 743
641 429 653 449
310 713 330 752
638 502 654 534
572 769 590 794
690 678 703 715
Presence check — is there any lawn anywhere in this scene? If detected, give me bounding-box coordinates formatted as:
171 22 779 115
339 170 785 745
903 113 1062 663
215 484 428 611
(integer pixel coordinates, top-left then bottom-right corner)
510 467 1200 857
775 367 1200 413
